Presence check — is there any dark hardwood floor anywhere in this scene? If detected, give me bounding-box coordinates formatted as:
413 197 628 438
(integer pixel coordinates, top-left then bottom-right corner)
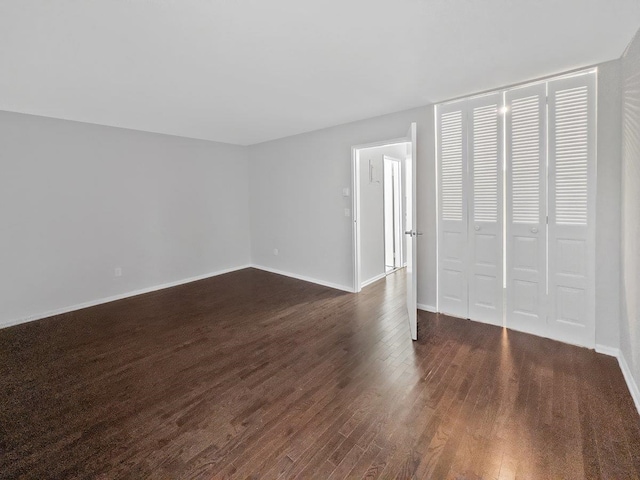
1 268 639 479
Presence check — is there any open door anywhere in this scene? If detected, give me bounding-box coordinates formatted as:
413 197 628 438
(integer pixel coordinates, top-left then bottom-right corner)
404 122 418 340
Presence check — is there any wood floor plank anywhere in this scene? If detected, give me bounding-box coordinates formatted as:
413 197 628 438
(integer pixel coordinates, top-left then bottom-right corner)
1 268 639 479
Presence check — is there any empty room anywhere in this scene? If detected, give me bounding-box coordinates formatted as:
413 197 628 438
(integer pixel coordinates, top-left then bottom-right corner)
2 1 640 479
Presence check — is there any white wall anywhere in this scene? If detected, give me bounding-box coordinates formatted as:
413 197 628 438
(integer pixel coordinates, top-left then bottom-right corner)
621 29 640 396
358 143 406 285
248 106 437 304
596 60 623 349
0 111 251 328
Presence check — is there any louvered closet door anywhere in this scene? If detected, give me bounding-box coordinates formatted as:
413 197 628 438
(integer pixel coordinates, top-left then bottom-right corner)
547 73 596 348
437 101 468 318
467 94 503 325
505 84 547 336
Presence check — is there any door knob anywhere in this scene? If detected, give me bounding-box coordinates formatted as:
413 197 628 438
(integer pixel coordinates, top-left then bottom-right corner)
474 225 480 231
404 230 412 235
531 227 538 233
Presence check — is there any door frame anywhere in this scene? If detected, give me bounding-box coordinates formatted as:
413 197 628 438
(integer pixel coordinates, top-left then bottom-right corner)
351 137 409 293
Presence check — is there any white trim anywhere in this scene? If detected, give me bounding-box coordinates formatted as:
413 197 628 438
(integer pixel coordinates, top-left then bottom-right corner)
417 303 437 313
382 155 403 163
618 350 640 416
438 67 598 107
250 264 353 293
595 344 620 357
434 106 440 313
351 137 409 151
0 264 252 330
352 145 361 293
361 272 386 288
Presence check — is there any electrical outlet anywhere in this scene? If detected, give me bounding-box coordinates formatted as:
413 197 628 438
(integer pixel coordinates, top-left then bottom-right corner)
114 267 122 277
342 187 350 197
273 248 279 256
344 208 351 217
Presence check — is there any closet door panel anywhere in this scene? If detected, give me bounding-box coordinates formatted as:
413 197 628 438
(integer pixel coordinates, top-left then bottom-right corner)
467 93 503 325
547 73 596 348
505 83 547 336
437 101 468 318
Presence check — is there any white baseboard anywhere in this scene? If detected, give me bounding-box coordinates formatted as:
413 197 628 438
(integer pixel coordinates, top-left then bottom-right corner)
595 344 620 357
361 272 386 288
250 265 353 293
595 344 640 416
0 264 252 330
618 350 640 416
417 303 437 313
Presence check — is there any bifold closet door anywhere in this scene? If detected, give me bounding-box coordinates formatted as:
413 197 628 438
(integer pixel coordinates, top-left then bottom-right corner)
437 101 468 318
467 94 503 325
505 83 547 336
547 73 596 348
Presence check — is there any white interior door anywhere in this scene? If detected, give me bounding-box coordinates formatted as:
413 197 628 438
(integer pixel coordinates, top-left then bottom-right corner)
467 93 503 325
505 83 548 336
437 101 469 318
547 74 596 348
405 122 418 340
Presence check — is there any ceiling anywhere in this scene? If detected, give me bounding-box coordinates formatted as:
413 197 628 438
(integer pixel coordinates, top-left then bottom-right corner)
1 1 639 146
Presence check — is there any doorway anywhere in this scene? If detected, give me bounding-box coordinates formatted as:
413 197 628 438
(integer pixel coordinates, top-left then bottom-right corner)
351 123 418 340
353 142 408 289
383 155 403 274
